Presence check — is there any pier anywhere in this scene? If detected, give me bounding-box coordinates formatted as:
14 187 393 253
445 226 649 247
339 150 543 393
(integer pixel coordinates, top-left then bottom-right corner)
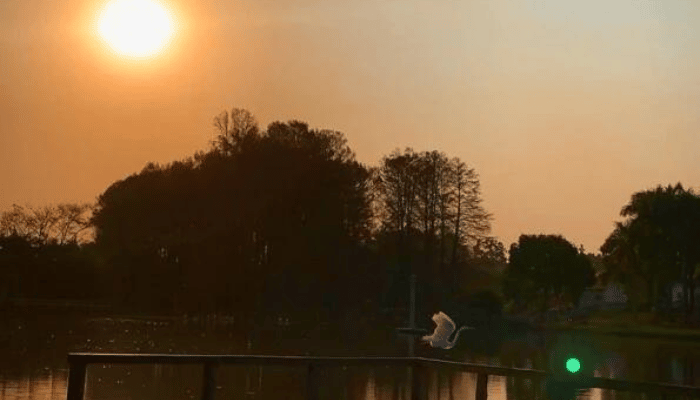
66 353 700 400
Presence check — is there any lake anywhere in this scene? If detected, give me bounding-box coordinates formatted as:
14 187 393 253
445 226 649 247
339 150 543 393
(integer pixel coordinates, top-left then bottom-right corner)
1 308 699 400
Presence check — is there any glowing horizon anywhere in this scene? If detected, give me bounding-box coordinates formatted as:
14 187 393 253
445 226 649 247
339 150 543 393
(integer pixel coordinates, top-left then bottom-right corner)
2 0 700 252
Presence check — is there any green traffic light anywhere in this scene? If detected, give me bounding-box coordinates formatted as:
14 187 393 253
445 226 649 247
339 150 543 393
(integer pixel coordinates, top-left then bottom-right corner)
566 358 581 373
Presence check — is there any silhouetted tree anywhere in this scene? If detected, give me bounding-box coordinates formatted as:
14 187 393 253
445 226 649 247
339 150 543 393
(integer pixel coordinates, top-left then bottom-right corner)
372 148 492 312
468 236 507 271
212 107 260 156
602 183 700 320
0 203 93 245
503 234 594 312
0 203 99 303
0 234 36 300
450 159 492 265
600 221 647 313
92 110 376 324
0 233 101 301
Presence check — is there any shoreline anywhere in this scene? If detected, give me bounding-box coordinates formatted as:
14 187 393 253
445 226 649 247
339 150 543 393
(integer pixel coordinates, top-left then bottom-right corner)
545 323 700 341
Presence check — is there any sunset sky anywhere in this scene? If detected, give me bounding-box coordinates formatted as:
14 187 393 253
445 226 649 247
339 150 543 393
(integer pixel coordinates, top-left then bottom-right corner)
2 0 699 253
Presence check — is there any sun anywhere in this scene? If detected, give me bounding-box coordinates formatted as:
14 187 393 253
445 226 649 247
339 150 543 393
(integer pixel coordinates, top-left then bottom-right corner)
98 0 175 58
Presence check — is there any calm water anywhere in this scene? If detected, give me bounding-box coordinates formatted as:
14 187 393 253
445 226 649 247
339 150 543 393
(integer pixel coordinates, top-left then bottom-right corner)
1 309 699 400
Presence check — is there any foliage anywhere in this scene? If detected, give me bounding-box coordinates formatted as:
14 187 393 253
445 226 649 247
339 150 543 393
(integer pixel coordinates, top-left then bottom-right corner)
600 183 700 318
91 110 377 320
0 234 100 301
468 236 507 270
5 107 502 324
0 203 93 245
503 234 595 312
371 148 492 313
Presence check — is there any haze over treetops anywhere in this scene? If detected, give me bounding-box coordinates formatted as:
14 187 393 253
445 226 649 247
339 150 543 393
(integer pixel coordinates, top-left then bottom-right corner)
2 0 699 252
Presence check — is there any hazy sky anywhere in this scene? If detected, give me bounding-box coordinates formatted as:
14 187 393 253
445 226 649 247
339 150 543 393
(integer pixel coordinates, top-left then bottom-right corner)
2 0 699 253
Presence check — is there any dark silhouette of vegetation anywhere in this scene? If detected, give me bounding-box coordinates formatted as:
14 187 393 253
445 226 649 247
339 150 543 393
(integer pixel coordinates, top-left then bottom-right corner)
371 148 493 317
0 203 93 244
0 234 101 301
601 183 700 321
503 234 595 313
0 204 99 304
468 236 507 272
4 105 700 337
80 109 499 329
90 109 378 328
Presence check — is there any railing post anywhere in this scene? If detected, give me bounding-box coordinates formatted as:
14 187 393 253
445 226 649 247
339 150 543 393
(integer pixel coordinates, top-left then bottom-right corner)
306 363 319 400
201 362 218 400
411 362 424 400
66 359 87 400
475 373 489 400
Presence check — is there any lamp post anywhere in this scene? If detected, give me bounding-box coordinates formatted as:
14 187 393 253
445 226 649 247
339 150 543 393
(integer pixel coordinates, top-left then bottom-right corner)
396 274 427 354
395 273 428 400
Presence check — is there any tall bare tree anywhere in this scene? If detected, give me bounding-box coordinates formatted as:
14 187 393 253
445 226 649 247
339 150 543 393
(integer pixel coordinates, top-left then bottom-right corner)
0 204 33 238
450 159 491 267
54 203 94 244
0 203 93 244
373 148 493 308
212 107 260 155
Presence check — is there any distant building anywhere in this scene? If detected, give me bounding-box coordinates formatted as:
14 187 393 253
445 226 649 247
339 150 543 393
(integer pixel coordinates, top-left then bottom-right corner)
577 282 628 310
664 280 700 312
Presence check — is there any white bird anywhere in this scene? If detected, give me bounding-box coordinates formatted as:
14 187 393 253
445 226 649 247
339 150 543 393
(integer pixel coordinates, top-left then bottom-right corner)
421 311 473 349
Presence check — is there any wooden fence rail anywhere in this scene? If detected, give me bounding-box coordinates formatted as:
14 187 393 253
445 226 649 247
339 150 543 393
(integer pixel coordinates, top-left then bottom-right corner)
66 353 700 400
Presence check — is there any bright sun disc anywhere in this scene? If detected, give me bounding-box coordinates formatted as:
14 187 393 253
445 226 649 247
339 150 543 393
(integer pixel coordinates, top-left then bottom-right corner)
98 0 174 58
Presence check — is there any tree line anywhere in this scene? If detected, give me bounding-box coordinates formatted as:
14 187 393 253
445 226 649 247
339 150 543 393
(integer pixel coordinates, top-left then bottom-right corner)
500 183 700 323
2 107 698 326
600 183 700 321
0 108 503 328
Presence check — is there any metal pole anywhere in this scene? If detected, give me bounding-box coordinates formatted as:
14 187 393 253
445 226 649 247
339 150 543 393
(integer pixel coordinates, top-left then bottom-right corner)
408 273 417 400
409 273 416 357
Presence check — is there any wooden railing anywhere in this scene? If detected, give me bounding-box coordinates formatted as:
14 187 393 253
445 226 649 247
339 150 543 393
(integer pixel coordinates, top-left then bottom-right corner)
66 353 700 400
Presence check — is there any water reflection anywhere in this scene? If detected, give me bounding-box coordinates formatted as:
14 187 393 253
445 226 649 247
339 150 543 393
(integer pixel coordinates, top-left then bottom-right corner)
2 311 700 400
0 369 67 400
0 358 694 400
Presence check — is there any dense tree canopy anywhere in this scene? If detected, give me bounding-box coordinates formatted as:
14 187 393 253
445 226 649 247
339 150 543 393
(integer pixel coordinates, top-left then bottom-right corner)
601 183 700 317
503 234 594 312
91 110 377 323
372 148 492 314
0 203 99 304
0 234 101 301
3 107 501 329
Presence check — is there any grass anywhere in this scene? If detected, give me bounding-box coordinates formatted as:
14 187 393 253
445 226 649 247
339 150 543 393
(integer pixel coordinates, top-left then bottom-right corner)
550 309 700 340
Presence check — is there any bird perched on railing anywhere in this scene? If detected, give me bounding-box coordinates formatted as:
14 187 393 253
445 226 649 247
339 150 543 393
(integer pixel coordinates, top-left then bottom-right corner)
421 311 473 349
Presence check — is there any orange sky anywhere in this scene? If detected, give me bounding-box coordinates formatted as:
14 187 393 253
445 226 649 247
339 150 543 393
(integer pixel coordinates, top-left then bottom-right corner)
2 0 700 253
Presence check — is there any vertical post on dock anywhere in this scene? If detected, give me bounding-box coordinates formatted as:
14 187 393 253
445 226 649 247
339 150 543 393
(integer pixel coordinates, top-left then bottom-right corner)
66 360 87 400
410 362 424 400
409 273 416 357
475 373 488 400
201 362 218 400
306 363 319 400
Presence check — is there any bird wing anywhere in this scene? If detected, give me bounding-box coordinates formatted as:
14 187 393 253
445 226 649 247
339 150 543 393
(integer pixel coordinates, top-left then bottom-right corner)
437 312 456 332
